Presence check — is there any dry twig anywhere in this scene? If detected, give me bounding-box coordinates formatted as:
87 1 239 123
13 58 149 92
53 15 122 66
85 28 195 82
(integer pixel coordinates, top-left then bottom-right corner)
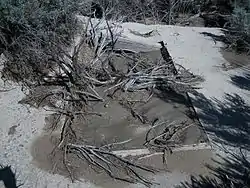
66 143 157 186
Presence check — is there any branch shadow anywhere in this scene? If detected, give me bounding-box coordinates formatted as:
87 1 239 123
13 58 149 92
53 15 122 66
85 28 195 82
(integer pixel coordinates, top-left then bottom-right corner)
230 72 250 91
177 150 250 188
190 92 250 151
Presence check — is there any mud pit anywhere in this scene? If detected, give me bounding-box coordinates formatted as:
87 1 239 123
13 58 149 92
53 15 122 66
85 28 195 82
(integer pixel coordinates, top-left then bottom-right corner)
30 50 209 186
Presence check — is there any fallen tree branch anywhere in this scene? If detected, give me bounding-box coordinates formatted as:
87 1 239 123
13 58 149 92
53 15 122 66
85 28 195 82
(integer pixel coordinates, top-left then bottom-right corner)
67 143 157 186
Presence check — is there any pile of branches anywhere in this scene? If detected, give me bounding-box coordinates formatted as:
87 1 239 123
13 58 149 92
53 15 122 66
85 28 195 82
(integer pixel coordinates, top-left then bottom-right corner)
67 143 156 185
105 53 203 93
0 1 204 186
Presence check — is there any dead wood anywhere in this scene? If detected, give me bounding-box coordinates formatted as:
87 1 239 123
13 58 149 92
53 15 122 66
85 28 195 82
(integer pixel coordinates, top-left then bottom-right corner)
66 143 157 186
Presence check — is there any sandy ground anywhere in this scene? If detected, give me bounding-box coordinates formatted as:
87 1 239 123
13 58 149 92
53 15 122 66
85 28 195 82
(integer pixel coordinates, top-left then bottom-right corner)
1 18 249 187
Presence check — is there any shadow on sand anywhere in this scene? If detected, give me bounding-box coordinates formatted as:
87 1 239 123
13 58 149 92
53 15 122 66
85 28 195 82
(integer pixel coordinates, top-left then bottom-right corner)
177 70 250 187
177 149 250 188
189 92 250 151
0 165 18 188
230 72 250 91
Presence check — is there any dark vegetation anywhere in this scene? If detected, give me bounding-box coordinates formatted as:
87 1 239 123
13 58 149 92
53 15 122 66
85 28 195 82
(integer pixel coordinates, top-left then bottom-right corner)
0 0 82 85
198 0 250 53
